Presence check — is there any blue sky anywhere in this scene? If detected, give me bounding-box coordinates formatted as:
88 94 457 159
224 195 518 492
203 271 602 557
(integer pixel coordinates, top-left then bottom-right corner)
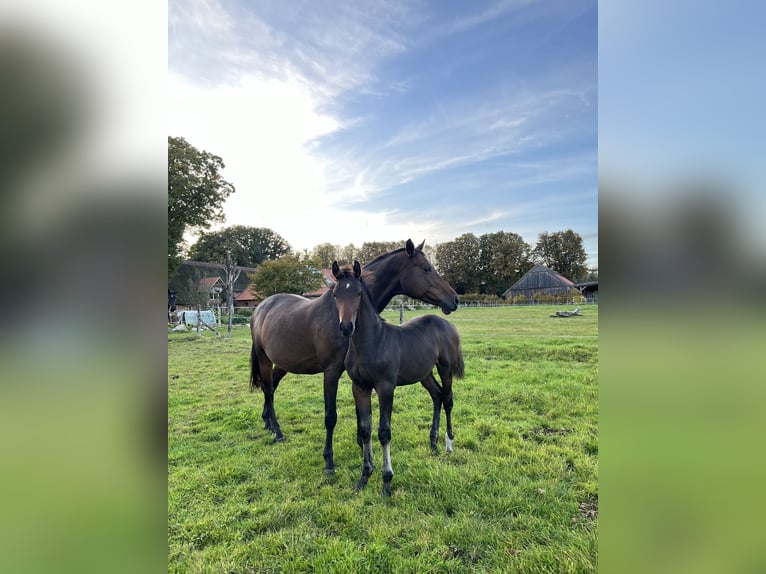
169 0 597 266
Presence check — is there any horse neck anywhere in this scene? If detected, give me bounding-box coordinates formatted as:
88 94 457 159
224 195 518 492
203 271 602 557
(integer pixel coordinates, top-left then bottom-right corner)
362 253 405 312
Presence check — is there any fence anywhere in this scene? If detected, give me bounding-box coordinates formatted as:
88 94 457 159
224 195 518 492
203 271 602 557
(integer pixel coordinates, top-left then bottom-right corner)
169 300 598 334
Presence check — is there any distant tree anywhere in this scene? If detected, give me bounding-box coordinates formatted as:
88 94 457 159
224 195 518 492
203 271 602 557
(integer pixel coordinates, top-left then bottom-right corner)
250 256 325 297
168 136 235 278
532 230 588 282
420 242 437 265
167 264 214 307
478 231 533 295
311 242 340 268
585 266 598 281
188 225 291 267
435 233 481 294
339 243 358 264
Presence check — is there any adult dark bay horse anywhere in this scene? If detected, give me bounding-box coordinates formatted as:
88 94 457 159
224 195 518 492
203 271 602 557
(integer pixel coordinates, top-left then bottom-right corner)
333 261 465 496
250 239 458 474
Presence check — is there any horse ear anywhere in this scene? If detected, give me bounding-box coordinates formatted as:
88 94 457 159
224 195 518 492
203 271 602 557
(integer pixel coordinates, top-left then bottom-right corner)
405 238 415 256
353 260 362 278
331 261 341 280
416 239 425 252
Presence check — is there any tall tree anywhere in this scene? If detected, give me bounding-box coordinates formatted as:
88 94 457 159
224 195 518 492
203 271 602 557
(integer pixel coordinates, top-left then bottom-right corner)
478 231 533 295
532 230 588 282
311 243 340 268
188 225 291 267
435 233 481 294
250 256 325 297
168 136 235 278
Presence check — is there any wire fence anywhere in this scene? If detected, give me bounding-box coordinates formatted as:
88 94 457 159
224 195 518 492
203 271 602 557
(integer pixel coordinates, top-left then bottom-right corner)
169 299 598 333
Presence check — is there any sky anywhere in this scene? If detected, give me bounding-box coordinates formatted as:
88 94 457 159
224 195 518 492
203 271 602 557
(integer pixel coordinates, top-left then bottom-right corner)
168 0 598 267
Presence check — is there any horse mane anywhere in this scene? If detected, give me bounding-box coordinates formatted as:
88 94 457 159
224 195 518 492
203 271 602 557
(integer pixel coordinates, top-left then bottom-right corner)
364 247 408 268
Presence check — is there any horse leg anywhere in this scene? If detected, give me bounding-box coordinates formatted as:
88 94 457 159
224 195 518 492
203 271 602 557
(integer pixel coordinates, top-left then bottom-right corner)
259 362 284 442
437 364 454 453
322 369 342 475
420 374 443 453
377 384 395 496
352 383 373 491
262 366 287 430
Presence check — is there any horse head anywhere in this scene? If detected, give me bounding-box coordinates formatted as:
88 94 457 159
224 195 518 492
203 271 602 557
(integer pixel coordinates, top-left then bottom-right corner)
331 260 363 337
397 239 459 314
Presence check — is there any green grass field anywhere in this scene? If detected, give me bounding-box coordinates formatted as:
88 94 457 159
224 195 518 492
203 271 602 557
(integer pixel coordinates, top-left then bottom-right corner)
168 305 598 573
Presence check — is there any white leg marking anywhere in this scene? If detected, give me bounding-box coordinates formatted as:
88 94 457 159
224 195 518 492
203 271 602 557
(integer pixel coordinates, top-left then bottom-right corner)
445 434 454 453
382 443 393 477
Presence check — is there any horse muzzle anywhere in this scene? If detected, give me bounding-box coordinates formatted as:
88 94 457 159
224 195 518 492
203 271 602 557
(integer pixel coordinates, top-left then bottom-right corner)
440 295 459 314
339 321 355 337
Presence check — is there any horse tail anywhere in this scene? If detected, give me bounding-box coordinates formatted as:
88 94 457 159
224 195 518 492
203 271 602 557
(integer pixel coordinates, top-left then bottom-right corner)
453 336 465 380
250 344 262 391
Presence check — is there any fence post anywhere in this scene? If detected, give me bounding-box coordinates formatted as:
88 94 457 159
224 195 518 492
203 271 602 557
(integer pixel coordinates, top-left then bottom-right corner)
399 301 404 325
196 304 201 336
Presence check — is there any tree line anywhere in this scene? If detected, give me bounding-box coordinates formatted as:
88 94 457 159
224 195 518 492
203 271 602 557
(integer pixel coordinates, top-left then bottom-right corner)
168 136 595 304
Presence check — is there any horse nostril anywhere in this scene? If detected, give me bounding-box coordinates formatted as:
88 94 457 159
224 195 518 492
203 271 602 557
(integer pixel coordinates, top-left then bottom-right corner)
340 323 354 337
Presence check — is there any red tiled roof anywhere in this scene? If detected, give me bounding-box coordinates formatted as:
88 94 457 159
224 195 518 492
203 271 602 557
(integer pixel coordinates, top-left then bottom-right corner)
236 286 260 301
303 269 335 297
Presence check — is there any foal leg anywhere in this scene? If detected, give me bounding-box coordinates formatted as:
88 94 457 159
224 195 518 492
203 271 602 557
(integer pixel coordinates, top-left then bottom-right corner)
377 385 395 496
322 368 342 475
437 365 454 453
420 374 443 453
352 383 374 491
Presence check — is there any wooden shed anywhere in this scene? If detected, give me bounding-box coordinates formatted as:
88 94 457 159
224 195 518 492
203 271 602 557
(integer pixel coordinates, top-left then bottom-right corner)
502 264 579 303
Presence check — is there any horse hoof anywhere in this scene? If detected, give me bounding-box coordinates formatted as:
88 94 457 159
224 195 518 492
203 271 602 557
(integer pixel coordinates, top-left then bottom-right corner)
323 468 335 476
382 484 392 496
273 435 285 443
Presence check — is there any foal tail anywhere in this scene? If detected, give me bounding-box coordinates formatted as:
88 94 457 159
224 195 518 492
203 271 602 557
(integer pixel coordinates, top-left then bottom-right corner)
249 344 262 391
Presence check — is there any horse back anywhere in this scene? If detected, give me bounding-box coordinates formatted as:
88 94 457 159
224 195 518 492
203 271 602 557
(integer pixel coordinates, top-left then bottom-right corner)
393 315 463 383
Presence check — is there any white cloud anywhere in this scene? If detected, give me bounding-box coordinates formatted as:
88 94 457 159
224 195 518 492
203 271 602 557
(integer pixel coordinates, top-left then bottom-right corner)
168 72 342 244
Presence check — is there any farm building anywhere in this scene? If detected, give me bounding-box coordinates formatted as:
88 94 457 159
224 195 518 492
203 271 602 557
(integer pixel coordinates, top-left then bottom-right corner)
198 276 224 307
502 264 582 304
235 286 261 308
573 280 598 303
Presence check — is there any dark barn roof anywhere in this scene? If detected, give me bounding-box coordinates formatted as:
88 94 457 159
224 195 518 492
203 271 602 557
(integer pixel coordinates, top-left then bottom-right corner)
502 265 576 300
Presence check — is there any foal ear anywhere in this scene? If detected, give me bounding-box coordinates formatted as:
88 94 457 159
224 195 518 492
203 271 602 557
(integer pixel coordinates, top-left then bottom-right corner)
405 238 415 256
353 260 362 278
416 239 425 252
331 261 341 280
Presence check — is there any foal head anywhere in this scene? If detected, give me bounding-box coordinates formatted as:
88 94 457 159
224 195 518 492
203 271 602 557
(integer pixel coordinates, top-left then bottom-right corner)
331 260 363 337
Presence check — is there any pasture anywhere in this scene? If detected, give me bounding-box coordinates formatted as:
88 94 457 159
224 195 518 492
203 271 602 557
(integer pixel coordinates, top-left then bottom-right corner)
168 305 598 573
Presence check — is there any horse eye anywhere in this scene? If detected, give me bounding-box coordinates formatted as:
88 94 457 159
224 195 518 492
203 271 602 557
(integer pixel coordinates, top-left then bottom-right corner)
425 266 432 272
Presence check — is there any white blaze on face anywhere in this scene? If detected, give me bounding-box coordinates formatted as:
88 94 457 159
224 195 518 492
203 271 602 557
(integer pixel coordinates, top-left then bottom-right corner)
346 282 350 289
